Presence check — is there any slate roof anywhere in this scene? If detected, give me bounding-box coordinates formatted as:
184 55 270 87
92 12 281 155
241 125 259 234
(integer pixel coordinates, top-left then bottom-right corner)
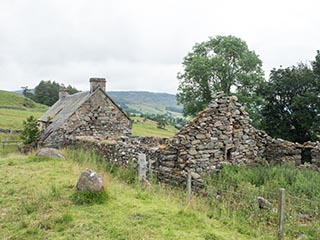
39 91 90 132
38 88 130 140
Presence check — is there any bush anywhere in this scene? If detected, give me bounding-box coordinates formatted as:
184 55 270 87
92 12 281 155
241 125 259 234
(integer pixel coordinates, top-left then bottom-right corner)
20 115 41 144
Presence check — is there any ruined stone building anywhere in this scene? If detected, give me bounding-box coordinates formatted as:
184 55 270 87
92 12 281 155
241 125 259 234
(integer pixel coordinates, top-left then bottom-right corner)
74 92 320 189
38 78 131 147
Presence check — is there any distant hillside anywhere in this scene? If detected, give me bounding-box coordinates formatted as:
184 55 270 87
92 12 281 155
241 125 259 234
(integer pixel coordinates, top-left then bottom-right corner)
14 89 182 116
108 91 183 116
0 90 47 111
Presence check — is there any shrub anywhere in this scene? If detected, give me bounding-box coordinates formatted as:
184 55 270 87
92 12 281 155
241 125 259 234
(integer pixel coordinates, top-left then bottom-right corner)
20 115 41 144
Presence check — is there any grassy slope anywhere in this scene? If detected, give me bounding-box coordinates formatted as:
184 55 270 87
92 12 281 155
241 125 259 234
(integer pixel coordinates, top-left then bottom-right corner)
0 90 47 110
0 154 257 240
132 117 178 138
0 90 47 130
0 108 45 130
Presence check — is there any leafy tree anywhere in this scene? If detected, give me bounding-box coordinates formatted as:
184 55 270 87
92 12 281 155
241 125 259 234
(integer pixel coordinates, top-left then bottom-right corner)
155 114 168 129
177 35 264 118
33 80 60 106
33 80 79 106
21 86 34 99
21 115 41 144
260 62 320 143
66 84 79 95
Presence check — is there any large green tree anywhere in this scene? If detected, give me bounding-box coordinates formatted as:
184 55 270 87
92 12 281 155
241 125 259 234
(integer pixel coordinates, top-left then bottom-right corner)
177 35 264 117
260 60 320 143
33 80 79 106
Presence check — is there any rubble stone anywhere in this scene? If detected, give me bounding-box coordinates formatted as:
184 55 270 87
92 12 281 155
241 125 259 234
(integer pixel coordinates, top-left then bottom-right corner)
72 93 320 190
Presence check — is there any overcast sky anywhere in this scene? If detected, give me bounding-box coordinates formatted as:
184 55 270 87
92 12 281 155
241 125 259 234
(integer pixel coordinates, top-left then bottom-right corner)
0 0 319 94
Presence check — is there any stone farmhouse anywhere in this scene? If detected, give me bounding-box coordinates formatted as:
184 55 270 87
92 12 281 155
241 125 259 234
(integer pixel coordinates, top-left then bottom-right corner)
38 78 131 147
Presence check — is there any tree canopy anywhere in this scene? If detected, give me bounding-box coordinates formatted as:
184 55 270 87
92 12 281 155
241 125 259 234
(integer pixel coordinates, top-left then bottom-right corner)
260 57 320 143
26 80 79 106
177 35 264 117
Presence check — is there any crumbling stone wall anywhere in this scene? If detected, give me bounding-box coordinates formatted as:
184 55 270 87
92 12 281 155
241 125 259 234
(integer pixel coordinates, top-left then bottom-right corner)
168 94 265 175
71 93 320 190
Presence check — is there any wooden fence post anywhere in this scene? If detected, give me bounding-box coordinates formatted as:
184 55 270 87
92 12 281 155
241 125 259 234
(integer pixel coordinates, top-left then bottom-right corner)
278 188 285 240
187 171 192 204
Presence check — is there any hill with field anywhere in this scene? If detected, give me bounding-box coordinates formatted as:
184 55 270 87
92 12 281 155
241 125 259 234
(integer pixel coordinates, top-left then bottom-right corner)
108 91 183 116
15 90 183 116
0 90 48 130
0 90 47 111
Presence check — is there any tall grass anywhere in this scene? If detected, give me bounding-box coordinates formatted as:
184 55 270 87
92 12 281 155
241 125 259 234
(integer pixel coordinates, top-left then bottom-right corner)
205 163 320 202
204 163 320 239
0 153 257 239
64 147 138 184
65 147 320 239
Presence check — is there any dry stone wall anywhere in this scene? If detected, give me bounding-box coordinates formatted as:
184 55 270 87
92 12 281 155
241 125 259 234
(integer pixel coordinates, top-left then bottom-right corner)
71 93 320 190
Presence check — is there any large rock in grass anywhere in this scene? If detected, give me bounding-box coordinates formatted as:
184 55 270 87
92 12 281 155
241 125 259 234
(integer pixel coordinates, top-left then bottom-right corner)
76 169 104 192
36 148 64 159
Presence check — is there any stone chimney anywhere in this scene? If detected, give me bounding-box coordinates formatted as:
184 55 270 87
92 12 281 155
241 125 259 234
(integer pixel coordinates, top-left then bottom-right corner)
59 88 69 99
90 77 106 93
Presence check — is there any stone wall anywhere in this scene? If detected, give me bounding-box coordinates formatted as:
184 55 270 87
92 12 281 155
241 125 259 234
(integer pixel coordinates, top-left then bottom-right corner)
71 93 320 190
42 90 131 148
68 91 131 139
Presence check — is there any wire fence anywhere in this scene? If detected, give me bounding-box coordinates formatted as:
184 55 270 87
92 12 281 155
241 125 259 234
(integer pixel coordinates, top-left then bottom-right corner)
2 140 23 148
143 163 319 239
186 175 320 239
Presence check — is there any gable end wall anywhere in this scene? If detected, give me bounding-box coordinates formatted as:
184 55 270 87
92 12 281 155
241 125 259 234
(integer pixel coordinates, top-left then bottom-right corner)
42 90 131 147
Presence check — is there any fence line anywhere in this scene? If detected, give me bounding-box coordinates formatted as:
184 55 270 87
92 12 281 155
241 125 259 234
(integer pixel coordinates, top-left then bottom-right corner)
2 140 23 148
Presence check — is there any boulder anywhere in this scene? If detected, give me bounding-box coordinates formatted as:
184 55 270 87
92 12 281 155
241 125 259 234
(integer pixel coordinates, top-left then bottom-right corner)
36 148 64 159
76 169 104 192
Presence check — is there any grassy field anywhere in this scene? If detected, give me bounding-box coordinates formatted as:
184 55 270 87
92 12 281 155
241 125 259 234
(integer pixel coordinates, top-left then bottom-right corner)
132 117 178 138
204 164 320 239
0 132 22 157
0 108 45 130
0 90 48 130
1 147 319 239
0 151 260 240
0 90 46 110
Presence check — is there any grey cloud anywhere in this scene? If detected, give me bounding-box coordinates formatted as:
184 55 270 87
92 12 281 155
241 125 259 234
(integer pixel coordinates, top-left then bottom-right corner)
0 0 320 92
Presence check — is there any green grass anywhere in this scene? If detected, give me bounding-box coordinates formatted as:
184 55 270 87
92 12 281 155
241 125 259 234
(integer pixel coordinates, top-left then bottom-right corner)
0 90 47 110
0 90 47 130
204 164 320 239
0 151 260 240
132 117 178 138
0 132 22 157
0 108 45 130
